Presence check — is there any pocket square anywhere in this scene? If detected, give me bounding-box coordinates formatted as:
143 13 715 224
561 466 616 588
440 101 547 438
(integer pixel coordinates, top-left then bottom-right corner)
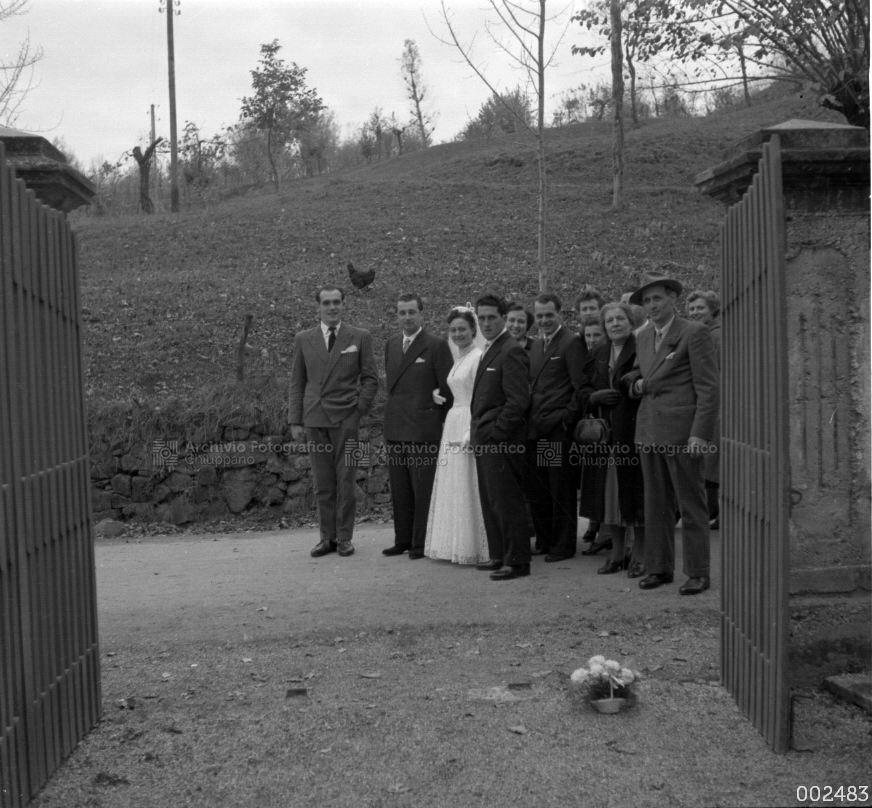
550 356 560 361
485 367 496 372
666 351 676 359
340 345 359 354
414 357 426 363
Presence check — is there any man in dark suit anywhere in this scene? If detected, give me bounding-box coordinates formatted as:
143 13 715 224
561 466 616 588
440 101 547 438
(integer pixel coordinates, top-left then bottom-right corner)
625 271 719 595
289 285 379 558
526 293 589 561
382 294 454 559
471 294 531 580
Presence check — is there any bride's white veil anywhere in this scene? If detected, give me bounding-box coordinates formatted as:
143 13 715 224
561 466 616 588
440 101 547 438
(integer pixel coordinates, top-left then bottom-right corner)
448 301 488 360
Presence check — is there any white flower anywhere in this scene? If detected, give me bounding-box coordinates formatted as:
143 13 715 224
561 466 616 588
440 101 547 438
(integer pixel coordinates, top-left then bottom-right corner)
619 668 635 685
570 667 589 683
605 660 621 673
589 655 606 666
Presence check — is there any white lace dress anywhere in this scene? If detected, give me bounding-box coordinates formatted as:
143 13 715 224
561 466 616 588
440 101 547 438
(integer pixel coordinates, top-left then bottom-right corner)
424 346 490 564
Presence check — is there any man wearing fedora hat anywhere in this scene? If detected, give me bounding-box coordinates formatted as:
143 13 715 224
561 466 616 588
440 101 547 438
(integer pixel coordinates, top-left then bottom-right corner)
623 270 719 596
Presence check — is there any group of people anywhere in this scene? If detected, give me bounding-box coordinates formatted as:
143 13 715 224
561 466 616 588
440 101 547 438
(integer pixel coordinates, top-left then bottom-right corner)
288 270 721 595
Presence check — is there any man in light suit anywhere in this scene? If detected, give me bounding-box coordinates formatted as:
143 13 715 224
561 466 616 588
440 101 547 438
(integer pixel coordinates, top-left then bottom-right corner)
382 294 454 559
624 271 719 595
289 285 379 558
526 293 589 561
471 294 531 580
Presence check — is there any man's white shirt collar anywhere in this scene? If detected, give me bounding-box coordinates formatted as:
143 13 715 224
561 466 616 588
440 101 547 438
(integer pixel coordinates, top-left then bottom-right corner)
655 316 675 341
403 327 422 344
543 324 562 346
321 321 341 348
484 327 507 351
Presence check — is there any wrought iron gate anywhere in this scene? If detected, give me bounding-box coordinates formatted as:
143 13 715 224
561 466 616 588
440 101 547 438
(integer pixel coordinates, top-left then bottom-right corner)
720 135 791 752
0 143 101 806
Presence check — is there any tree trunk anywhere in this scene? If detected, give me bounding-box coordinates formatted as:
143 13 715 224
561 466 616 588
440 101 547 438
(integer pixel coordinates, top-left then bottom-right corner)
738 46 751 107
610 0 624 211
266 126 280 193
627 51 639 126
410 75 430 147
537 0 547 291
132 138 163 215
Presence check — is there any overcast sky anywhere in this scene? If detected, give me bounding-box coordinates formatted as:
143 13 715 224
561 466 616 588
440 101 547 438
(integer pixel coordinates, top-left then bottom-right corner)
3 0 610 168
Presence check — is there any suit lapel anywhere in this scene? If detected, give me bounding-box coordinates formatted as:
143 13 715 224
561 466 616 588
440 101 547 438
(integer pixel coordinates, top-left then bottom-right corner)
646 319 684 378
311 328 329 363
531 328 563 386
389 332 427 392
474 332 505 390
324 325 353 381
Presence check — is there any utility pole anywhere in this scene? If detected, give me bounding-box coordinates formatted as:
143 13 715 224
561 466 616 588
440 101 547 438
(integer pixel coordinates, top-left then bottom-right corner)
161 0 180 212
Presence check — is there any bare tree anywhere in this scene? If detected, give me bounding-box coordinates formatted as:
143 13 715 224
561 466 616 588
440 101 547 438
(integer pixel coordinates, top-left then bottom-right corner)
434 0 571 292
400 40 433 147
609 0 624 211
132 138 164 214
0 1 44 126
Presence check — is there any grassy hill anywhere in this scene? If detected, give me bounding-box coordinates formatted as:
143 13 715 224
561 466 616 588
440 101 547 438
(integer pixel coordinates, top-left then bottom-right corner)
74 88 843 447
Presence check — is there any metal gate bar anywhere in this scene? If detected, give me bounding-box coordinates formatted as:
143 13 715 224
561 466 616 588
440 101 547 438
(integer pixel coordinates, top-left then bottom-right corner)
720 135 791 753
0 142 101 808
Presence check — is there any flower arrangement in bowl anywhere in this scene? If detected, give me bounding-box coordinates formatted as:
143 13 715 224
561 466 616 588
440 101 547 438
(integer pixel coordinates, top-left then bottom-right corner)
570 655 639 713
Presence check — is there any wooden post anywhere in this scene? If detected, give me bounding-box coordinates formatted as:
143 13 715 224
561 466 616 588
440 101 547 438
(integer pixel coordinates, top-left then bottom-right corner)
165 0 180 213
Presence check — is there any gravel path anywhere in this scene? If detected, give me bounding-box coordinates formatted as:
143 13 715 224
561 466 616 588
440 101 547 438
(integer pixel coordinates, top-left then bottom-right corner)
26 522 872 808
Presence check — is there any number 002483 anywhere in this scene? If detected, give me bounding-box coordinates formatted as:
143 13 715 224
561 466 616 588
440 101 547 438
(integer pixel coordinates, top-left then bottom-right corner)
795 786 869 803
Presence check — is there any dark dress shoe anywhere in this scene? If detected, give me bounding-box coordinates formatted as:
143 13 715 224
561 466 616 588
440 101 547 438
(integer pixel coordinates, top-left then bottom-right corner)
382 545 407 556
626 561 645 579
531 547 548 556
679 576 711 595
638 572 674 590
311 540 337 557
544 552 573 563
581 528 598 543
580 539 612 556
337 540 354 557
476 560 503 571
408 549 425 560
490 564 530 580
597 558 628 575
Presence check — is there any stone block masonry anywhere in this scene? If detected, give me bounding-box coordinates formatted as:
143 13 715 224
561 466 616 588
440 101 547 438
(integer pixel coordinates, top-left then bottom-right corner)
89 419 391 525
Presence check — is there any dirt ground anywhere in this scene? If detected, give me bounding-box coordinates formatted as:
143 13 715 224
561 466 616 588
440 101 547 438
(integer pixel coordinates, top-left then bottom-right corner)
26 521 872 808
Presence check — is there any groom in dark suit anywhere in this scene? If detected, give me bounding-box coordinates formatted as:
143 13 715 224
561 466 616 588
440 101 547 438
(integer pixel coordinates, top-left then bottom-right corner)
471 294 531 580
382 294 454 559
288 285 379 558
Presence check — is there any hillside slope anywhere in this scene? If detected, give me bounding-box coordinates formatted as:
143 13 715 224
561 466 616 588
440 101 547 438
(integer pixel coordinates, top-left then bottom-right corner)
74 89 842 425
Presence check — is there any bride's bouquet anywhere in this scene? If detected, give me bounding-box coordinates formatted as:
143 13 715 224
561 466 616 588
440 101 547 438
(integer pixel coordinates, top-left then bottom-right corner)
570 655 639 704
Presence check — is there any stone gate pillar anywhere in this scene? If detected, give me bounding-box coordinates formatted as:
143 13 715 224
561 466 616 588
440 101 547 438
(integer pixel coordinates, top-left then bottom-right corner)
696 119 870 685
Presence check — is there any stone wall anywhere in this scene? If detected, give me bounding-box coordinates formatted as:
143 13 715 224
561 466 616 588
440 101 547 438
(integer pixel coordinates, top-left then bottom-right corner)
785 209 871 596
90 417 392 525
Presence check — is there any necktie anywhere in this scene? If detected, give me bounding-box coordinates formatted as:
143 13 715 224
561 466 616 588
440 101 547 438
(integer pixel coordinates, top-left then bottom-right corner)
327 326 336 353
402 337 411 354
654 329 663 351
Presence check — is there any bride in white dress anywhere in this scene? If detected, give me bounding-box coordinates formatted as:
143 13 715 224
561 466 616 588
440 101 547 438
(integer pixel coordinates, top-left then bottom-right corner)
424 307 490 564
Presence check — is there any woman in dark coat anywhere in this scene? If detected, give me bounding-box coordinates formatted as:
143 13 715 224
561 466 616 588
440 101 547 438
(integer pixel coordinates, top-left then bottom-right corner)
687 290 721 528
578 302 646 576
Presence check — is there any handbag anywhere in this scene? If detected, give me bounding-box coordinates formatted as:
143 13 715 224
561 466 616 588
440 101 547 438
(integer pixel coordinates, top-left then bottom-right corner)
574 413 611 446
